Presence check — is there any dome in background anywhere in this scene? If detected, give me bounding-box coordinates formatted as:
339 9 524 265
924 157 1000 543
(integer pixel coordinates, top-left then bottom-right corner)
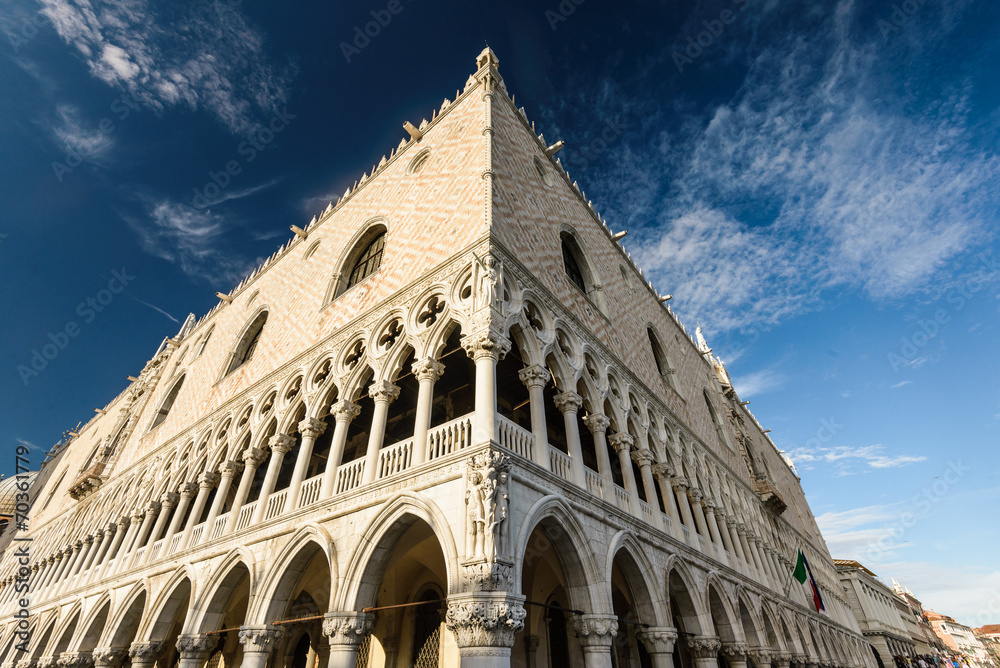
0 471 38 518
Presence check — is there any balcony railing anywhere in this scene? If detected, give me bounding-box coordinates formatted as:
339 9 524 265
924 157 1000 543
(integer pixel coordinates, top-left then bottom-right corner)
584 468 604 499
497 416 533 460
548 447 572 482
377 439 413 478
236 501 257 532
613 485 631 512
427 415 473 460
335 458 366 494
298 474 323 508
265 489 287 521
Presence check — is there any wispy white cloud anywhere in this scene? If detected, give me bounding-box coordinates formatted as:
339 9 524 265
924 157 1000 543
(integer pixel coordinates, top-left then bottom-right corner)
730 366 787 397
789 443 926 475
51 104 114 159
891 380 913 389
36 0 295 135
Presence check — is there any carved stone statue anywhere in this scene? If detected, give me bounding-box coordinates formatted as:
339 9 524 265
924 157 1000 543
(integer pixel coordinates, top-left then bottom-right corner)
473 252 504 312
465 449 513 561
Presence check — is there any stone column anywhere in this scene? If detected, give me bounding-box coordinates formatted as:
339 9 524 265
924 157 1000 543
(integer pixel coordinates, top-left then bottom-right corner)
722 643 751 668
238 626 283 668
446 593 527 668
411 358 445 466
162 483 197 551
57 652 93 668
525 635 540 668
727 519 748 564
113 513 143 573
671 478 697 542
38 554 59 591
251 434 295 523
175 635 217 668
737 525 760 576
751 647 775 668
609 433 640 513
202 461 242 538
573 614 618 668
582 413 614 492
554 391 587 488
224 450 266 534
127 503 160 565
142 493 179 563
66 536 94 589
56 543 83 593
689 636 722 668
322 612 374 668
178 473 219 550
772 651 792 668
77 532 104 582
97 518 130 580
637 627 678 668
127 642 163 668
703 501 726 552
319 401 361 498
462 331 511 445
91 649 127 668
652 464 683 540
688 489 712 543
286 419 327 509
360 381 401 485
631 448 665 529
518 365 551 470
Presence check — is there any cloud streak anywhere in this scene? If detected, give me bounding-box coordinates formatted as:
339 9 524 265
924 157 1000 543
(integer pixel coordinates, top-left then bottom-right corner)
788 443 926 475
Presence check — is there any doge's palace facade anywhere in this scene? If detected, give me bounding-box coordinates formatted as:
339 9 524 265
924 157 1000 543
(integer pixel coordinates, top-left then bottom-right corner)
0 50 872 668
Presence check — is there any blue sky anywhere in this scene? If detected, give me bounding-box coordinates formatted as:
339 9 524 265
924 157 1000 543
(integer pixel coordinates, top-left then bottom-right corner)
1 0 998 625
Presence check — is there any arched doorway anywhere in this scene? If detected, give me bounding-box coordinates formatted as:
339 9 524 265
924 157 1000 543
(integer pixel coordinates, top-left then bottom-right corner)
667 568 704 668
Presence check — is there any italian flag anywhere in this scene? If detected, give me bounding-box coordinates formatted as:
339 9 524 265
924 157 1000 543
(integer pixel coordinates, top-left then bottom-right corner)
793 550 827 615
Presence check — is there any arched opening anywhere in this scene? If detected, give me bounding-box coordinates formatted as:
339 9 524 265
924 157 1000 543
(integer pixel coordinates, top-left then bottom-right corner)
353 516 453 668
575 381 600 475
702 390 730 451
27 619 54 661
246 421 278 504
519 514 595 668
707 585 737 666
496 335 533 433
383 347 419 448
610 548 658 668
261 540 332 668
77 600 111 654
50 609 81 657
146 577 192 667
107 591 147 663
274 405 308 493
193 562 251 668
667 568 703 668
738 599 761 651
604 411 626 489
542 356 569 455
430 328 475 428
226 311 269 376
342 368 375 469
761 611 782 653
646 328 677 392
330 224 388 300
559 229 606 313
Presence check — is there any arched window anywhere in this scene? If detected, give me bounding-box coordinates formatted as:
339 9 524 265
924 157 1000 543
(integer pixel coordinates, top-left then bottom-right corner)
647 327 677 390
226 312 268 376
703 389 731 449
347 231 385 288
561 234 587 293
150 375 185 430
196 326 214 357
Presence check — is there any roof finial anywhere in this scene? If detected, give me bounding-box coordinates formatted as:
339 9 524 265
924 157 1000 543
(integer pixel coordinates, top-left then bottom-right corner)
477 46 499 71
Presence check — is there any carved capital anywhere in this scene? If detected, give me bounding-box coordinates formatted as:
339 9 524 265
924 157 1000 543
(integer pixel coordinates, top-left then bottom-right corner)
35 658 57 668
238 626 283 653
297 418 327 440
159 491 179 508
412 358 445 382
461 560 514 592
460 331 511 362
127 642 163 662
582 412 611 435
177 482 198 498
553 391 583 414
573 614 618 650
750 647 775 666
128 512 144 525
637 627 678 655
218 460 244 478
175 635 217 659
722 642 751 661
690 488 704 502
330 400 362 423
196 472 219 489
445 594 526 649
631 448 655 467
651 462 674 479
772 651 793 668
322 612 374 646
671 476 690 493
82 534 95 546
268 433 295 455
369 380 401 404
688 636 722 659
57 653 93 668
517 365 550 389
241 447 268 468
609 432 634 453
91 649 126 668
144 501 161 514
17 659 38 668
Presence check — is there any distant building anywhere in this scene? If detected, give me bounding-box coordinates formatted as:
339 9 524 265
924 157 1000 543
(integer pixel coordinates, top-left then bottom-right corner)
835 560 915 665
926 612 993 668
974 628 1000 668
890 581 945 655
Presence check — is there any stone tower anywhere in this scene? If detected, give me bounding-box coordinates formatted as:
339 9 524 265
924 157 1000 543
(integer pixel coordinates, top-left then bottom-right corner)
0 49 871 668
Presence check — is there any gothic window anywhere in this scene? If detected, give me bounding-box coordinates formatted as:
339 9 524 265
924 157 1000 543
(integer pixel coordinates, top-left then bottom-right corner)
150 375 185 430
647 327 677 390
226 311 268 376
196 326 214 357
558 229 606 313
703 389 731 449
562 235 587 293
347 231 386 288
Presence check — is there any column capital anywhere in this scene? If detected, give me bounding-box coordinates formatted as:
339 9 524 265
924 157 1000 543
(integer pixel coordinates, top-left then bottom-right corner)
671 476 690 493
651 462 674 479
573 614 618 651
322 611 374 647
583 412 611 435
330 400 362 422
196 472 220 489
297 418 327 439
238 626 284 653
412 357 445 382
129 511 144 524
609 432 635 453
750 647 775 665
159 491 179 507
445 593 526 650
690 487 704 502
631 447 655 467
35 658 57 668
268 433 296 454
368 380 401 404
688 636 722 659
772 651 793 668
144 501 161 514
82 534 95 546
91 649 126 668
241 447 268 468
553 390 583 414
16 659 38 668
127 642 163 662
517 364 550 390
461 331 512 362
722 642 751 661
218 459 244 477
177 481 199 498
57 653 93 668
175 634 217 660
637 627 678 654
